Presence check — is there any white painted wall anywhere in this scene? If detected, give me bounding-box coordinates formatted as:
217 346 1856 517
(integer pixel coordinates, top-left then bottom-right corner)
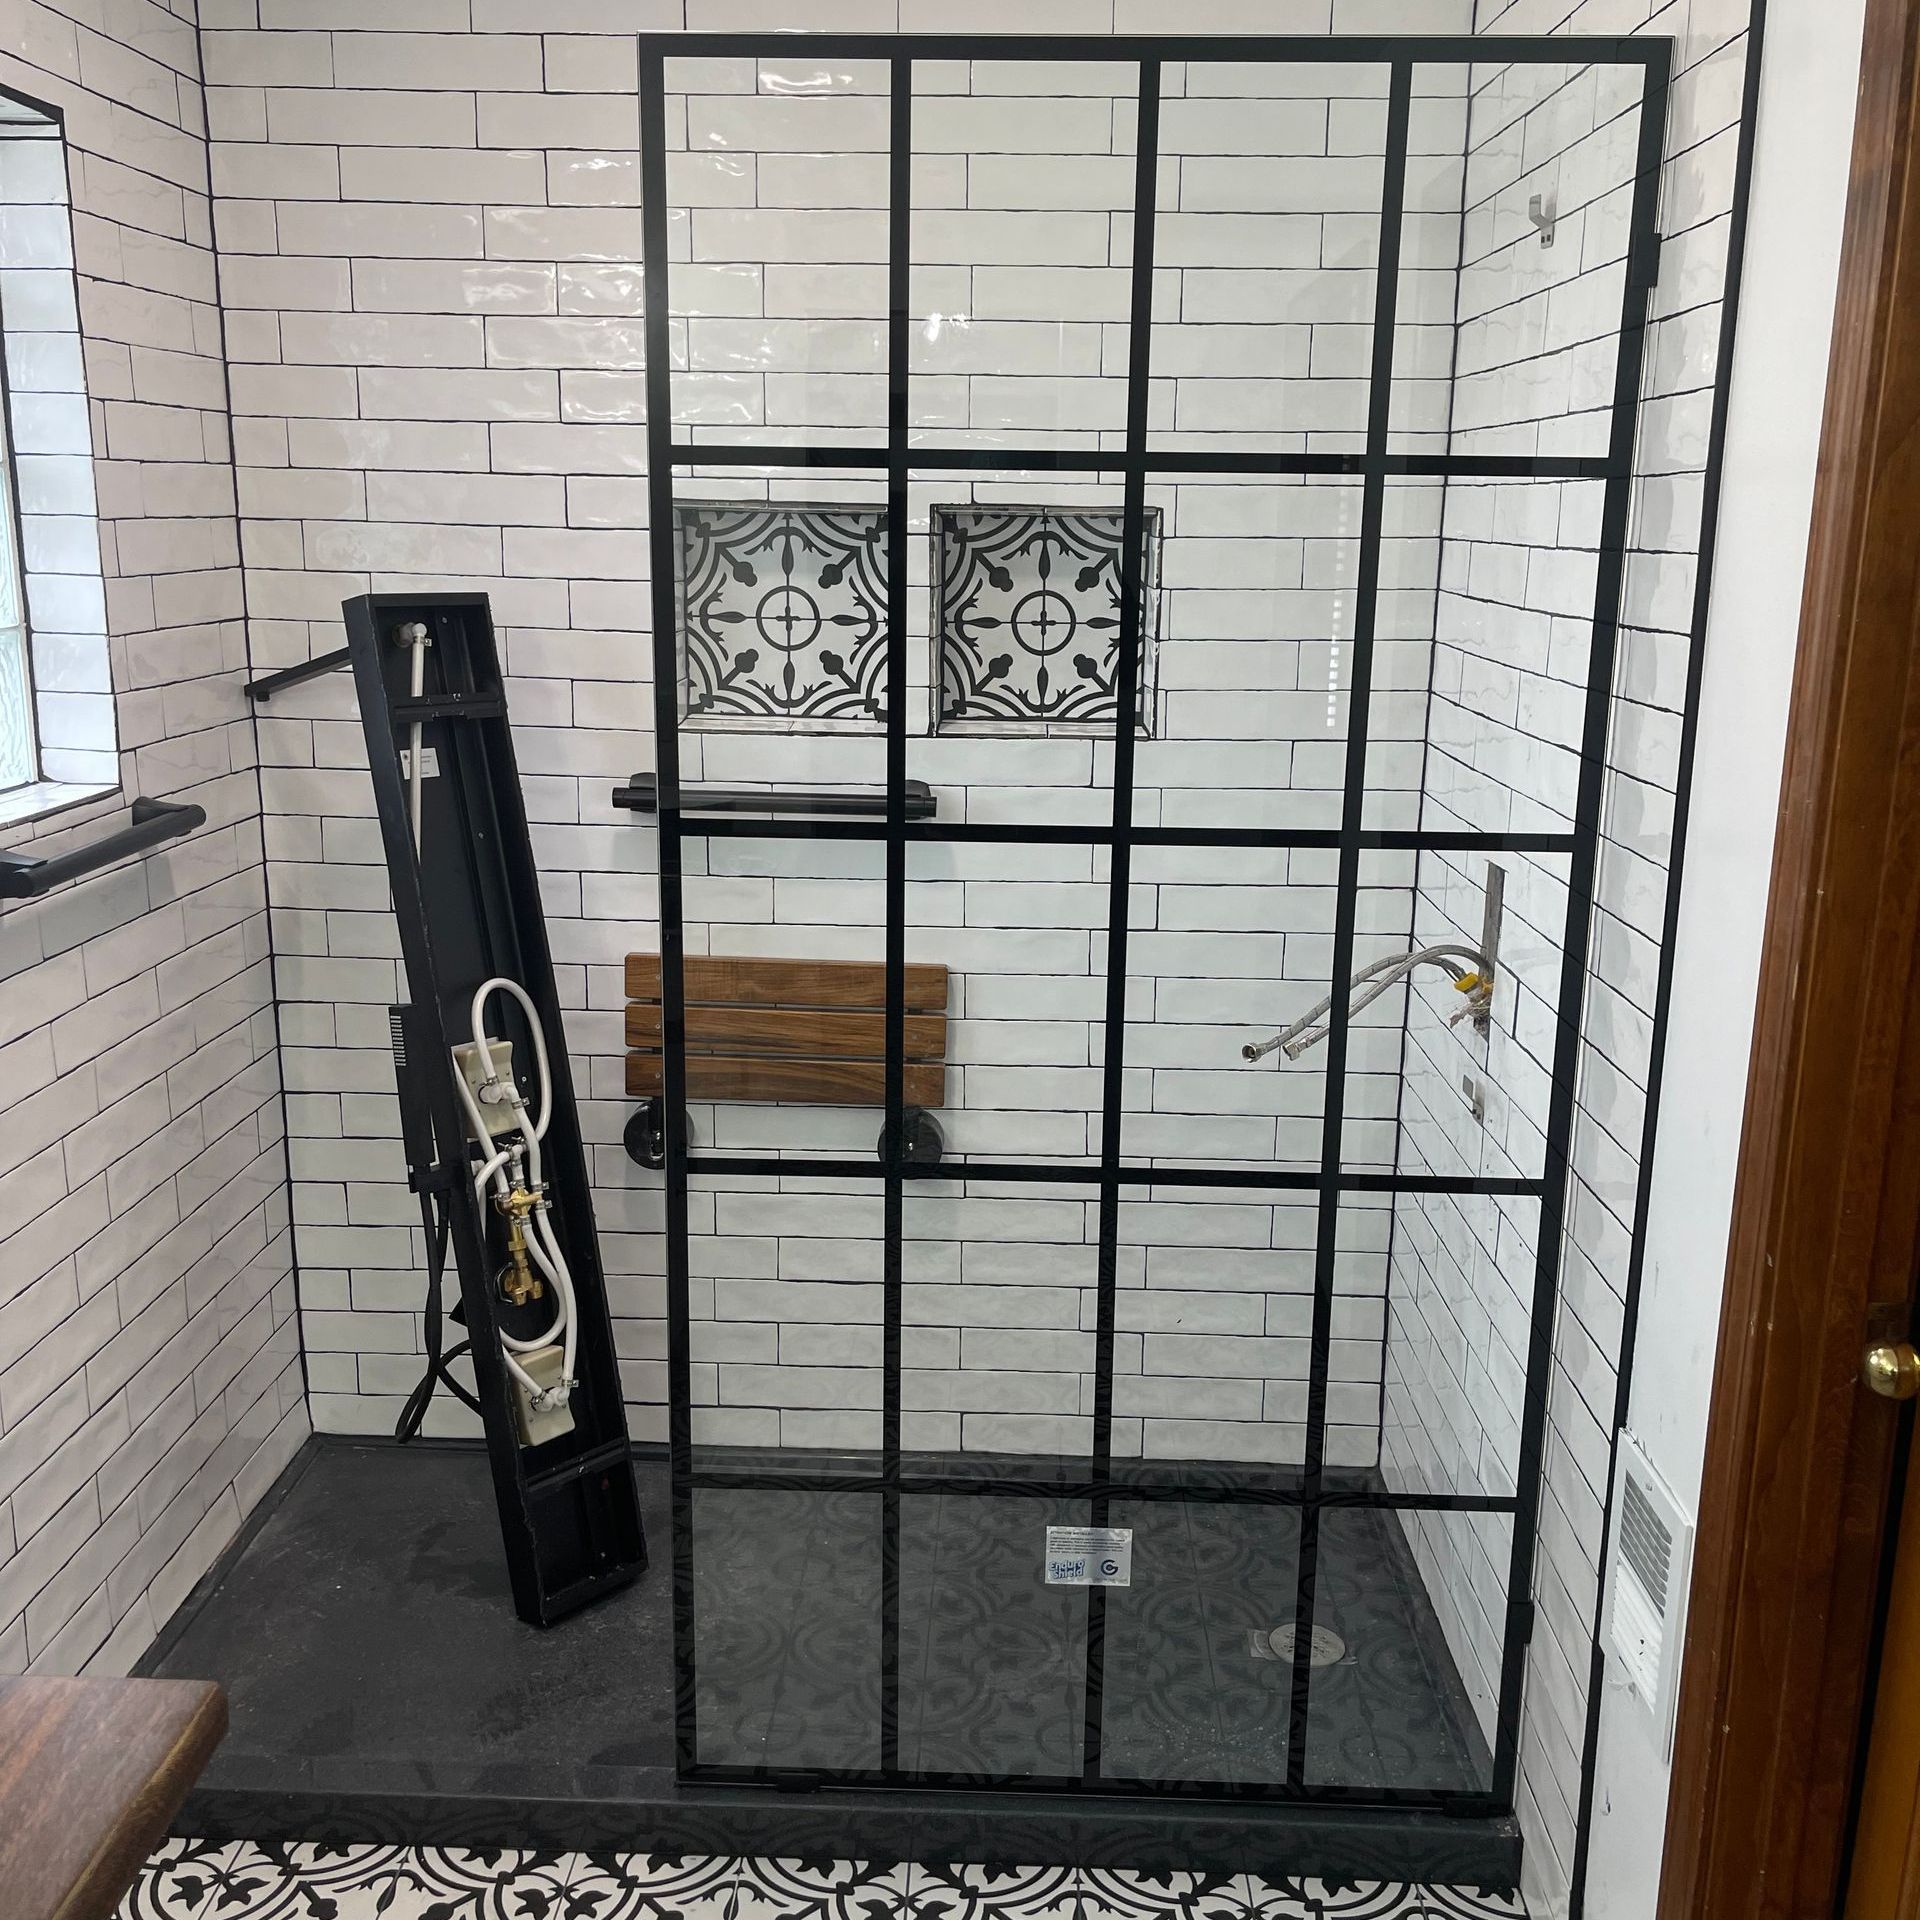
1582 0 1866 1912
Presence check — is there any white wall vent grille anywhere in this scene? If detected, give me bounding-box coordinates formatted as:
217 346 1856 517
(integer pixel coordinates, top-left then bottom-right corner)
1603 1430 1694 1760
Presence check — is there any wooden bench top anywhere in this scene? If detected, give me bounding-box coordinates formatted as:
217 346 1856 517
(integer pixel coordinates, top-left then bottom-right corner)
0 1675 227 1920
627 952 948 1108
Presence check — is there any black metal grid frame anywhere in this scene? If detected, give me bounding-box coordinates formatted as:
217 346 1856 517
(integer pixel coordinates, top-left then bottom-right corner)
639 31 1672 1815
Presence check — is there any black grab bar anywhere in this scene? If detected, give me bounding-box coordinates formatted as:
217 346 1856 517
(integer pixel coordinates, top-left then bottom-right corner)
244 645 350 702
0 796 206 900
612 772 936 820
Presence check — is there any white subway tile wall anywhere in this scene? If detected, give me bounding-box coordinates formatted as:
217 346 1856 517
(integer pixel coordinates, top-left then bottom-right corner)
229 18 1487 1468
0 0 307 1683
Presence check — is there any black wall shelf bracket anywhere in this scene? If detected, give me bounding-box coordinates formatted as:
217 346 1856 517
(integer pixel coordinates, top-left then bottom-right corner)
613 771 936 820
0 796 205 900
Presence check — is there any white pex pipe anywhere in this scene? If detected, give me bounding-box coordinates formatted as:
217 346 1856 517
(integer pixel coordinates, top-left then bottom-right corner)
402 622 429 849
453 976 579 1410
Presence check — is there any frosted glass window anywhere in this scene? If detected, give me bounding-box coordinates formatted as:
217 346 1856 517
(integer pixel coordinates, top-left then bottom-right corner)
0 405 32 792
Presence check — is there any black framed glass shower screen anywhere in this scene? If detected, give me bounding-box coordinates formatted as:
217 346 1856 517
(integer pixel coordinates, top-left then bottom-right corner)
638 32 1671 1813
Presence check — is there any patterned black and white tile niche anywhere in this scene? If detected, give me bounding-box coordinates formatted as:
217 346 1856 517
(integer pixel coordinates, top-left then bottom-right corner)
676 502 889 727
933 504 1161 733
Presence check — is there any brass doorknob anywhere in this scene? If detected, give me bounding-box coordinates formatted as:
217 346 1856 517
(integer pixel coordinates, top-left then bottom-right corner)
1864 1342 1920 1399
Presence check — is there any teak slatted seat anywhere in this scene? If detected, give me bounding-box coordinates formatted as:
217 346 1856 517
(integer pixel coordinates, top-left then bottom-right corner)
626 954 948 1109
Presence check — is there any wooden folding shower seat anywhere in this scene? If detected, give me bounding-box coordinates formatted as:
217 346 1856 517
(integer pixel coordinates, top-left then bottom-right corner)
624 953 949 1165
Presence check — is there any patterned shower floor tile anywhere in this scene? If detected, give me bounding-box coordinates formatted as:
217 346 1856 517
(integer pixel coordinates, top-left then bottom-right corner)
117 1844 1527 1920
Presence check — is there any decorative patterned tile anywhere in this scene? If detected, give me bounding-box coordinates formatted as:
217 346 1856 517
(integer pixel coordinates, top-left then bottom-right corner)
932 506 1160 734
124 1848 1522 1920
677 502 889 728
179 1841 573 1919
1240 1881 1523 1919
558 1854 908 1920
118 1837 239 1919
904 1864 1254 1920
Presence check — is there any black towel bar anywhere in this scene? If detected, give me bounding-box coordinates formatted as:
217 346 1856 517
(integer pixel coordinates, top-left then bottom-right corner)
0 796 206 900
612 772 936 820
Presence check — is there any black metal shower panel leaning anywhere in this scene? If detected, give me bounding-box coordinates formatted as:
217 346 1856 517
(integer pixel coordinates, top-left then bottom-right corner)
638 32 1672 1811
345 593 647 1628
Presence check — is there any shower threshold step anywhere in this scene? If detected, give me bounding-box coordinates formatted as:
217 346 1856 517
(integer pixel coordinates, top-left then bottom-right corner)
141 1437 1521 1889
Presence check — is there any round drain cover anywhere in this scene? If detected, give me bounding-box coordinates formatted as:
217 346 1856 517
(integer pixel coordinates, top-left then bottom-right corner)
1265 1624 1346 1666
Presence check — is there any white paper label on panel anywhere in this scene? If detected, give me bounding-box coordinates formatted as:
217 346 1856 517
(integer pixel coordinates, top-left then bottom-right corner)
1043 1525 1132 1587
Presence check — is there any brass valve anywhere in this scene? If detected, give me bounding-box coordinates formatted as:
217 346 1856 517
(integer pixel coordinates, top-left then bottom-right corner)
493 1183 546 1307
1449 968 1494 1036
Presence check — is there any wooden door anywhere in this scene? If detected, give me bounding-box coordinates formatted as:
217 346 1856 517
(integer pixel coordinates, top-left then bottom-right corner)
1848 1452 1920 1917
1659 0 1920 1911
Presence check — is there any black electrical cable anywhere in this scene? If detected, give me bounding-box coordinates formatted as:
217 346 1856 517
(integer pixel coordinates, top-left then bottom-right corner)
395 1187 481 1442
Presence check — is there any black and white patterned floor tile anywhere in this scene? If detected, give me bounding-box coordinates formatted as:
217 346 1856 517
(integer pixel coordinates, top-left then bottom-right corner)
119 1844 1526 1920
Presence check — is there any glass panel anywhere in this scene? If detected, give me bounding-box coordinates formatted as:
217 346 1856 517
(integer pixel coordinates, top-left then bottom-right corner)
909 837 1106 1172
1118 848 1425 1178
902 1178 1097 1463
1359 481 1444 834
1151 63 1386 459
912 468 1133 830
1423 475 1607 838
0 444 20 631
1122 844 1331 1176
686 1166 885 1469
1306 1506 1506 1794
666 470 895 788
650 858 888 1172
910 59 1142 456
1112 1183 1322 1476
1449 59 1649 462
665 54 889 450
901 1491 1088 1780
691 1485 881 1770
1396 849 1573 1188
1134 475 1361 834
1101 1497 1299 1785
1381 1191 1539 1506
1387 67 1473 456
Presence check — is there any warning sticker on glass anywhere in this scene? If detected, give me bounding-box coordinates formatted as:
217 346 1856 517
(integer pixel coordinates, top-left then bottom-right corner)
1044 1525 1132 1587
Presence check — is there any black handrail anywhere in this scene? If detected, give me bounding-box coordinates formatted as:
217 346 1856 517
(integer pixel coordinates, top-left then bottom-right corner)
0 796 206 900
612 772 936 820
244 646 350 702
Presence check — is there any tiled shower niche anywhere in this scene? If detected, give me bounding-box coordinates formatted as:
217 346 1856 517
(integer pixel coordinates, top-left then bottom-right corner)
933 505 1160 735
674 500 1162 735
677 502 889 729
